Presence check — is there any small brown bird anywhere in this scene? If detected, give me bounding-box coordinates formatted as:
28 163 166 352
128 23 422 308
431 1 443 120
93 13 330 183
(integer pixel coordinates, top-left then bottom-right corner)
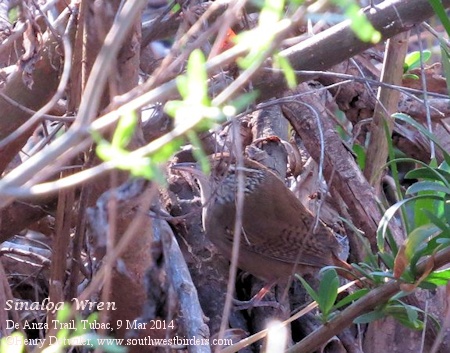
172 153 351 282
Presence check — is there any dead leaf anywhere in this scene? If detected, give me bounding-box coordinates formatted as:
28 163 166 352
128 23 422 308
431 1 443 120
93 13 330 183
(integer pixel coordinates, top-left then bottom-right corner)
393 244 408 279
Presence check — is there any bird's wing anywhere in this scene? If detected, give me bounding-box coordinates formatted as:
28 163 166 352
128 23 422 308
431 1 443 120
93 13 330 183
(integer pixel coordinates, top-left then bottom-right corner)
240 185 340 267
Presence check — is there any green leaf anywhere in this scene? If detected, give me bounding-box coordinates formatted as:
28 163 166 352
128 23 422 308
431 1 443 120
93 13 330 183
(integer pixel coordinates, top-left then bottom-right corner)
171 2 181 13
349 263 375 280
274 54 297 89
370 271 395 280
226 91 260 114
404 50 431 72
377 252 395 272
96 142 122 162
164 100 183 118
402 73 419 80
133 161 166 185
236 0 284 70
421 210 450 234
346 3 381 43
8 6 19 23
424 268 450 286
186 49 208 105
151 138 183 163
334 288 369 310
405 167 450 186
259 0 284 27
377 194 445 251
55 302 71 322
288 0 305 6
377 198 411 251
354 310 385 324
406 181 450 195
428 0 450 36
297 275 320 303
236 30 271 69
353 144 366 170
408 185 446 228
404 224 440 261
317 268 339 316
385 304 423 330
111 111 138 148
418 281 438 290
175 76 189 99
406 181 448 227
441 45 450 96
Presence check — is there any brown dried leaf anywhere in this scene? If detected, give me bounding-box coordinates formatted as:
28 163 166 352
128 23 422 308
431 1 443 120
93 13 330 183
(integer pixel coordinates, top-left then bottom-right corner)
393 244 408 279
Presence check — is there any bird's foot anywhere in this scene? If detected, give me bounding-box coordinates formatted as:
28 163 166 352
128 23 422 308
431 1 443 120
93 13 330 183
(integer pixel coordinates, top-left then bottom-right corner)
232 283 283 310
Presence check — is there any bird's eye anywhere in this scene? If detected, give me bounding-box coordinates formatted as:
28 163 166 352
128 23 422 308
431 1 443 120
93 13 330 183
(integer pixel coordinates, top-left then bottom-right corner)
213 159 232 178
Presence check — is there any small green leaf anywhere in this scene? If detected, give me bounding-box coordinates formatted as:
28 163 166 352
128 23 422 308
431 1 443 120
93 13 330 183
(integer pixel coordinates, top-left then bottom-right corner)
96 142 121 162
424 268 450 286
273 54 297 89
151 138 183 163
405 167 450 185
440 45 450 96
404 224 440 261
402 73 419 80
377 194 442 251
111 111 138 148
353 144 366 170
346 4 381 43
317 268 339 316
57 328 70 341
421 210 450 234
404 50 431 72
370 271 395 280
176 76 189 99
186 49 208 105
354 310 385 324
406 181 450 196
8 6 19 23
164 100 183 118
55 303 71 322
386 304 423 330
428 0 450 36
171 2 181 13
377 251 395 271
334 288 369 310
297 275 320 303
226 91 259 114
259 0 284 27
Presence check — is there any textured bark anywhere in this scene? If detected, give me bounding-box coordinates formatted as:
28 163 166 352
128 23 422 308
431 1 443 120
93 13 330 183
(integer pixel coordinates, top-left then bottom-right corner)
282 83 403 251
0 34 62 172
0 200 52 242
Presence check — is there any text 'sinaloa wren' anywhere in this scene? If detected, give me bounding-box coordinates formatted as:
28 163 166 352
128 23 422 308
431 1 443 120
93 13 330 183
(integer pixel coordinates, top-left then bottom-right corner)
172 153 350 282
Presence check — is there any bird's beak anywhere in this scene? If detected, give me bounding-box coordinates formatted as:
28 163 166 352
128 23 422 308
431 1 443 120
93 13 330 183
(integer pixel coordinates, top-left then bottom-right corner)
170 162 211 200
170 162 203 178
